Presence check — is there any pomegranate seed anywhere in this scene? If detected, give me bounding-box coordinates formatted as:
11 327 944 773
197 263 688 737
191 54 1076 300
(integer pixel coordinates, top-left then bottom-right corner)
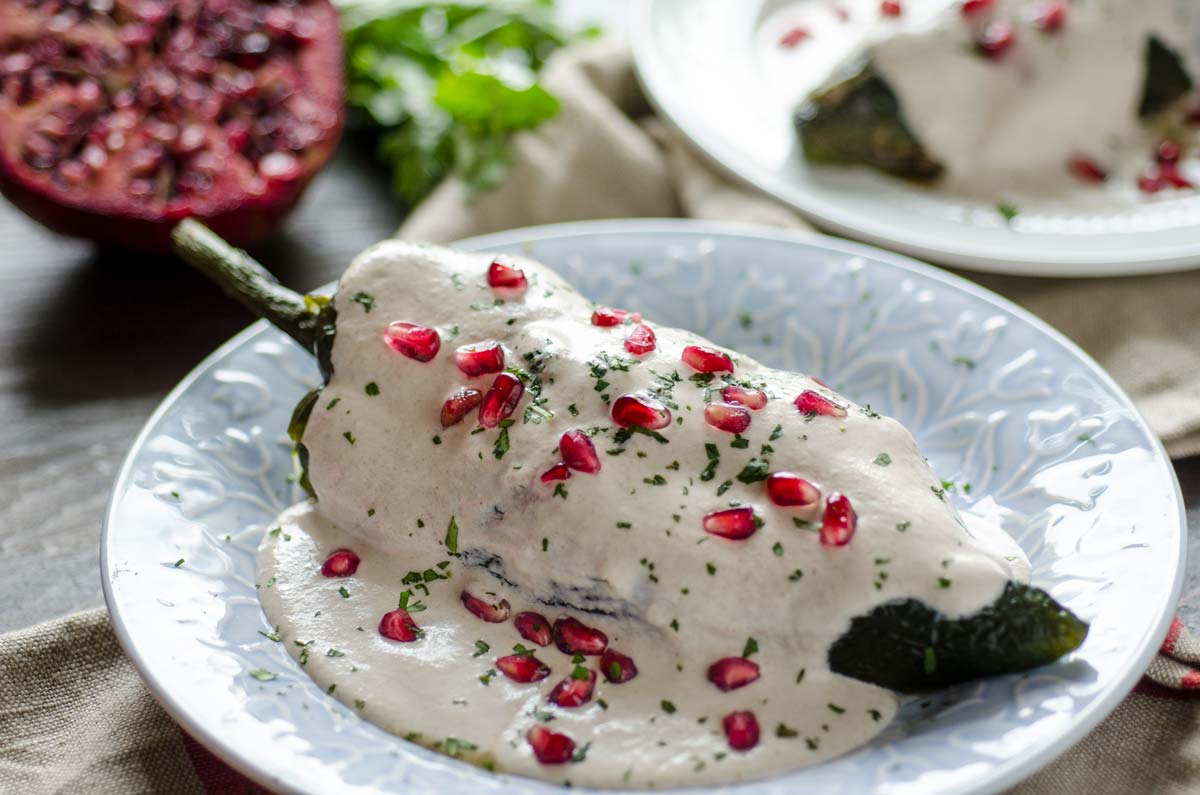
600 648 638 683
703 507 759 540
1161 162 1194 189
832 4 850 22
1032 1 1067 32
487 258 527 293
722 711 761 751
767 472 822 507
961 0 993 17
611 392 672 430
880 0 902 16
527 725 575 765
681 344 734 374
779 26 810 48
460 591 511 623
553 617 608 655
496 654 551 683
384 321 441 362
515 612 553 646
540 462 572 483
549 669 596 707
1068 156 1108 183
1157 139 1182 164
478 372 524 428
1138 173 1166 195
704 402 752 434
320 549 360 577
821 493 857 547
441 388 483 427
625 324 657 356
454 341 504 377
378 609 421 642
560 430 601 474
721 385 767 410
591 307 641 327
794 390 847 418
707 657 761 691
976 21 1015 58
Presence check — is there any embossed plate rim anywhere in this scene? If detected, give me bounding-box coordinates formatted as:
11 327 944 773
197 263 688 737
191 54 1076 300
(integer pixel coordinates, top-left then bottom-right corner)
103 219 1186 795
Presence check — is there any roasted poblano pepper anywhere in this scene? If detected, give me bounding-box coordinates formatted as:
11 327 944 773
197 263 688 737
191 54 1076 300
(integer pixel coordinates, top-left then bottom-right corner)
795 36 1193 181
171 219 1089 693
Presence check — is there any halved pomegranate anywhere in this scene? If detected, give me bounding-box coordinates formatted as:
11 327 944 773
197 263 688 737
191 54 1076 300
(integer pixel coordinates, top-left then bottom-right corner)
553 617 608 655
378 609 421 642
0 0 344 252
441 388 483 428
461 591 511 623
540 462 572 483
611 392 672 430
624 324 657 356
487 258 527 293
766 473 821 507
496 653 551 683
821 493 857 547
385 322 440 362
560 430 601 474
527 725 575 765
600 648 638 683
703 507 759 540
794 390 847 418
704 402 751 434
319 548 360 577
454 341 504 377
515 612 553 647
721 386 767 410
478 372 523 428
707 657 761 691
681 345 734 373
722 710 761 751
548 670 596 707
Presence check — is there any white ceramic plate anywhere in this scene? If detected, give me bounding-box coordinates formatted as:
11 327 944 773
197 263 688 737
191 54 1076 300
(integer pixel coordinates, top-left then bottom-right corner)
103 220 1185 795
630 0 1200 277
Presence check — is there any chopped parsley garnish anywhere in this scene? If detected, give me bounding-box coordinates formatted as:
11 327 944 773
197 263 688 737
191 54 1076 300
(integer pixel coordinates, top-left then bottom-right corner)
248 668 277 681
873 453 891 467
258 629 281 642
776 723 799 738
567 403 579 416
643 474 667 486
661 700 677 714
828 703 846 714
769 424 783 441
616 521 632 529
996 202 1020 223
343 431 356 445
924 647 937 674
298 647 310 666
365 381 380 396
355 699 366 710
706 562 717 575
473 640 490 657
716 479 733 496
700 443 720 481
173 558 184 568
444 738 477 758
326 397 341 410
350 291 375 312
552 484 568 500
772 542 784 557
338 586 350 599
742 637 759 658
493 425 511 459
896 520 911 532
938 577 953 589
729 435 749 449
326 648 345 658
735 457 770 484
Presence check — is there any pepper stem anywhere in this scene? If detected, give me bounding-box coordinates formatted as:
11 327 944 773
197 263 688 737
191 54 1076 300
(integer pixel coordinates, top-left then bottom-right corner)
171 219 318 351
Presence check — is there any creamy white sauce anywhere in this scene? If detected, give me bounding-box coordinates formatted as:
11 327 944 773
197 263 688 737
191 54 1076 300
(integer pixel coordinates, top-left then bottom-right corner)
764 0 1200 204
257 241 1028 787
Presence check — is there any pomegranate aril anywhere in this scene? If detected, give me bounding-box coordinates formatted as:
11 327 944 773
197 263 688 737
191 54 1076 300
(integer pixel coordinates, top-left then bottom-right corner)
961 0 994 17
515 612 553 646
320 549 360 578
600 648 638 683
527 725 575 765
379 609 421 642
553 617 608 655
1068 156 1107 183
1139 173 1166 194
721 385 767 410
548 670 596 707
780 26 811 48
591 307 640 327
722 710 761 751
461 591 511 623
682 344 734 374
1160 162 1194 189
496 654 551 683
611 392 672 430
384 321 441 362
821 493 857 547
767 472 822 507
880 0 902 16
976 21 1015 58
560 430 601 474
441 388 483 428
704 402 752 434
708 657 761 691
625 324 657 355
479 372 524 428
540 462 572 483
703 507 759 540
794 390 847 418
1158 139 1182 164
454 341 505 377
487 258 527 293
1032 1 1067 32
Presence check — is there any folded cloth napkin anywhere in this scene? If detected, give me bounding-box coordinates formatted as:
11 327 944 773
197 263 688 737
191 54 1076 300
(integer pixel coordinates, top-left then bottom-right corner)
3 38 1198 795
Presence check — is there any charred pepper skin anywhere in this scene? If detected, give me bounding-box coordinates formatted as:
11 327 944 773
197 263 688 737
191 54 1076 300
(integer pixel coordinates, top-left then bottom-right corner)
828 581 1088 693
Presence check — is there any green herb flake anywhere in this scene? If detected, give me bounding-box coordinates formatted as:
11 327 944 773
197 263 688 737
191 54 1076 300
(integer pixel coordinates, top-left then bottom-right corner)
364 381 380 396
742 637 759 658
445 517 459 554
173 559 184 568
772 542 784 557
473 640 490 658
248 668 277 681
996 202 1020 223
776 723 799 738
343 431 356 445
338 586 350 599
661 699 677 714
828 703 846 715
769 424 783 441
873 453 892 467
350 291 375 312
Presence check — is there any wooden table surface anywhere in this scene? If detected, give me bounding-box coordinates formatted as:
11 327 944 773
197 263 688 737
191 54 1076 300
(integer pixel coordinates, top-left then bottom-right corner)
1 145 1197 635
